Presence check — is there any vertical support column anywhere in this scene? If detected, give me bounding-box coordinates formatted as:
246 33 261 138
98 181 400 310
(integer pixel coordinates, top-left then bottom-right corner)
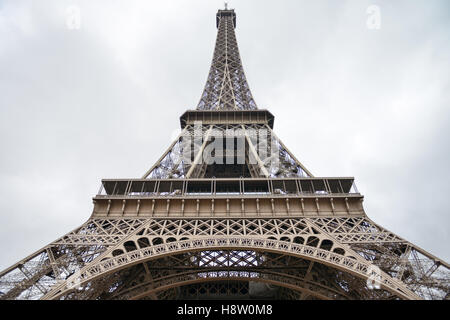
242 125 269 177
106 200 111 216
186 125 214 179
136 200 141 216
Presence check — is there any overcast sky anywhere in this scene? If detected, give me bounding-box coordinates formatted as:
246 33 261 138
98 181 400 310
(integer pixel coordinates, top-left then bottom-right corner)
0 0 449 270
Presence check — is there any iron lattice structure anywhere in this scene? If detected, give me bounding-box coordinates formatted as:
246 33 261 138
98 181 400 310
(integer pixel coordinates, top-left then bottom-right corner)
0 8 449 301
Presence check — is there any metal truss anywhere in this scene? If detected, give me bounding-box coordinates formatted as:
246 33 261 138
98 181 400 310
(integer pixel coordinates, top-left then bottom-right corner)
1 215 448 300
197 9 257 111
85 251 394 300
143 124 312 179
0 8 449 301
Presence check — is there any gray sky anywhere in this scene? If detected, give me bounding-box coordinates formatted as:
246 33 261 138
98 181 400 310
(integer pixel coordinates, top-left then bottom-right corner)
0 0 449 270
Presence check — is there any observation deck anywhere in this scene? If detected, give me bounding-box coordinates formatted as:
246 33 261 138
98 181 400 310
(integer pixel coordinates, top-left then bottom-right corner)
92 177 364 218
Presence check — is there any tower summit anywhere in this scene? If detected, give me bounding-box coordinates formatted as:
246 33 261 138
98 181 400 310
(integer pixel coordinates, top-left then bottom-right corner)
0 8 448 300
199 7 255 111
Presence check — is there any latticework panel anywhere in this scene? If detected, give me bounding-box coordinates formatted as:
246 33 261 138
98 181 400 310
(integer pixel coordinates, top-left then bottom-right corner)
1 216 448 300
145 124 311 179
0 219 143 300
2 7 448 302
197 10 257 111
55 251 396 300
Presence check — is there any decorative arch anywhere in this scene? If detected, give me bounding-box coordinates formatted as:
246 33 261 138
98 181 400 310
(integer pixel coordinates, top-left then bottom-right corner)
122 273 348 300
57 251 386 300
44 237 420 300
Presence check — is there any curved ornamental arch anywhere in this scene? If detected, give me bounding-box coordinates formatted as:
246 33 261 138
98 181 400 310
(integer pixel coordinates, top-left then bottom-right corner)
1 7 449 302
109 271 362 300
44 237 420 300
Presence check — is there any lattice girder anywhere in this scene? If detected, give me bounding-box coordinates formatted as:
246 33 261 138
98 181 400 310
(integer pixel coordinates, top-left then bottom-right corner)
33 216 421 300
51 251 396 300
143 124 312 179
1 7 449 301
1 214 448 300
197 9 256 111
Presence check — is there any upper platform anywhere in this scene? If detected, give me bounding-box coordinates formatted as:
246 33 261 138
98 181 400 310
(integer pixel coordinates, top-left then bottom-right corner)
180 109 275 129
97 177 359 198
217 9 236 28
92 177 364 218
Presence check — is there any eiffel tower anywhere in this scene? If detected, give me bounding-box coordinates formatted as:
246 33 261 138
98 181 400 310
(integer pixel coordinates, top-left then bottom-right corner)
1 7 449 301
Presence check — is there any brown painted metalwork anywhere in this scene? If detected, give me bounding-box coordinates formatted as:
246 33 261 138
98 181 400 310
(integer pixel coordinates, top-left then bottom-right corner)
0 7 448 300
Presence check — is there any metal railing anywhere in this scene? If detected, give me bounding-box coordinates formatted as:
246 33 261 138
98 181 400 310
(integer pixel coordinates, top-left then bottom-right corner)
96 177 360 198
